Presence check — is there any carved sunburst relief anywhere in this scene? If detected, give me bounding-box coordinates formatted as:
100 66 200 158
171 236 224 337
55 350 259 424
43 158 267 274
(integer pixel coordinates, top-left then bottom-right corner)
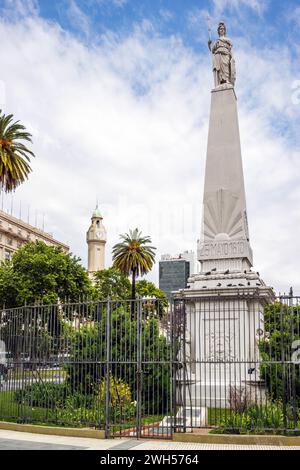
203 188 246 240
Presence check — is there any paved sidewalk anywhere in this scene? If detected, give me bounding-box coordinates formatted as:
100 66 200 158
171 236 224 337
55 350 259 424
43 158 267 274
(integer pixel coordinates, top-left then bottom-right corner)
0 430 299 451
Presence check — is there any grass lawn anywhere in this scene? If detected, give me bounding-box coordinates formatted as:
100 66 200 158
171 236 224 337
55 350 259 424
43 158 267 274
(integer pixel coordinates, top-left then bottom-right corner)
0 390 96 427
0 391 97 428
0 390 50 423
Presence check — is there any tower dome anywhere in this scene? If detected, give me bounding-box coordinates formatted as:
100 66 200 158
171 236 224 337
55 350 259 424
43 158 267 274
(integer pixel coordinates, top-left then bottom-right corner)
92 206 103 219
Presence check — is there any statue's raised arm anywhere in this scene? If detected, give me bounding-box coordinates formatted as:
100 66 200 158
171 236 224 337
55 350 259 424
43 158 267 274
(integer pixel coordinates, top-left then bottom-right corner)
209 22 236 88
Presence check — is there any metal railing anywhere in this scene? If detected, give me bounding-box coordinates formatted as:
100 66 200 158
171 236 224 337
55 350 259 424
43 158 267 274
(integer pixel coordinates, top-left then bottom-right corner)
173 293 300 435
0 298 173 438
0 294 299 437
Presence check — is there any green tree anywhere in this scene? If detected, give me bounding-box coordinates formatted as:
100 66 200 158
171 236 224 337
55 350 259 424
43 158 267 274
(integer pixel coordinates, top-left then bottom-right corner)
0 241 92 308
135 279 168 318
0 261 20 308
0 110 35 192
136 279 166 301
259 302 300 412
92 269 166 308
93 267 131 301
112 228 156 316
67 306 172 414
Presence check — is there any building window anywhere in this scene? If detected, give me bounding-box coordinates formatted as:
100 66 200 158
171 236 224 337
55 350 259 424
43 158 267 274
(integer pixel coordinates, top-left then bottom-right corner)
8 224 13 232
7 238 13 246
5 250 11 261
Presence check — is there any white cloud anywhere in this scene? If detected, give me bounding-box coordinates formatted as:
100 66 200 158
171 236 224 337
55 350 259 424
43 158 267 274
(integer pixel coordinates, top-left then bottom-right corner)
0 13 299 294
92 0 128 7
188 0 269 37
293 6 300 24
286 6 300 28
112 0 128 6
67 0 91 38
188 0 269 41
212 0 268 16
159 9 174 22
0 0 39 18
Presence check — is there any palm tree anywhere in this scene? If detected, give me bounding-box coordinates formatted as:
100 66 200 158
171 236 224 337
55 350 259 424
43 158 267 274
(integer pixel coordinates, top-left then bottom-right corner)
112 228 156 316
0 110 35 193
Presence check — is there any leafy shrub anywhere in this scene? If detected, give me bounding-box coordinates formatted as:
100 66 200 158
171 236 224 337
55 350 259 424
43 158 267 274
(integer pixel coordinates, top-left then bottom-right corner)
216 402 292 434
47 377 136 427
259 302 300 407
96 375 136 422
13 375 136 427
14 382 68 408
58 391 95 409
49 395 105 427
97 375 132 407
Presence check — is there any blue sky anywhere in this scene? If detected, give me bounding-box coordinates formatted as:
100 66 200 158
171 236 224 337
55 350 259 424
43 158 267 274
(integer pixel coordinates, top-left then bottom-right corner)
0 0 299 293
1 0 299 53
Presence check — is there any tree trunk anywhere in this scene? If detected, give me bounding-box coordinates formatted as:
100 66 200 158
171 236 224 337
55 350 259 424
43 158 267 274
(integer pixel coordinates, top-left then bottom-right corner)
131 269 136 319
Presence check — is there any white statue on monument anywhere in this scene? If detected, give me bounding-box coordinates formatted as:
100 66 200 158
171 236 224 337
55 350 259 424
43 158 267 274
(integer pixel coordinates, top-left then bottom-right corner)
208 21 236 88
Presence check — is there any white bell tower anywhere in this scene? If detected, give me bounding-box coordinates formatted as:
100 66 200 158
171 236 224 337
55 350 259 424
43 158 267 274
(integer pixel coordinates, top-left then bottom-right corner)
86 206 107 277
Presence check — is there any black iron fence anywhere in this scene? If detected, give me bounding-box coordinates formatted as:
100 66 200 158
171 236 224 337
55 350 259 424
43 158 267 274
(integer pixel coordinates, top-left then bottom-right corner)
0 298 173 438
0 294 299 437
173 293 300 435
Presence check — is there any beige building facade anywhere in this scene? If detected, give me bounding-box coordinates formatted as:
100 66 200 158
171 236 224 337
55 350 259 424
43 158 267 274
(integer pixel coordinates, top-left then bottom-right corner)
0 209 69 262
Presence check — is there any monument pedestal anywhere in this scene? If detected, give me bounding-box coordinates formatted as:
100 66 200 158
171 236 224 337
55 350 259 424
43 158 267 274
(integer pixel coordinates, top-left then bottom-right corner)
176 275 275 409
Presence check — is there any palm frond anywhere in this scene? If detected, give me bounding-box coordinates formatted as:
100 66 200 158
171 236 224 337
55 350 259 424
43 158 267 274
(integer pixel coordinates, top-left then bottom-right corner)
0 110 35 192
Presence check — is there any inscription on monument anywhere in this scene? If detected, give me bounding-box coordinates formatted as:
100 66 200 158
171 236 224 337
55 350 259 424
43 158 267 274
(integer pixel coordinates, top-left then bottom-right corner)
198 239 253 262
200 240 244 257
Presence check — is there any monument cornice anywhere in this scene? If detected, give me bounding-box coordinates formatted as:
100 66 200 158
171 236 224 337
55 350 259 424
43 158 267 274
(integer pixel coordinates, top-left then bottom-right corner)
211 83 237 100
175 285 276 304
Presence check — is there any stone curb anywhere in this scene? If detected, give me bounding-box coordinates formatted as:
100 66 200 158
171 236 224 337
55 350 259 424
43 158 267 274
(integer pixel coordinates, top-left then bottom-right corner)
0 421 105 439
173 432 300 447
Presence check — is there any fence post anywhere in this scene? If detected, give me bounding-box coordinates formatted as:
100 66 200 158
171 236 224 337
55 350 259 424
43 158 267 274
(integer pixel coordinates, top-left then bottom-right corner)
182 299 187 433
136 297 142 439
105 299 111 438
171 297 176 435
288 288 298 430
280 298 287 434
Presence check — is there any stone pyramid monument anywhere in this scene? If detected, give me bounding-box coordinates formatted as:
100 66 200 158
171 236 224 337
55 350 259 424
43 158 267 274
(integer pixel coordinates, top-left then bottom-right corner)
177 21 275 412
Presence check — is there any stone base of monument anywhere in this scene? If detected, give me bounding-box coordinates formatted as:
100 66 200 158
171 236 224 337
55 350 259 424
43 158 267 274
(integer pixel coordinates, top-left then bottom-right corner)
158 407 208 434
156 408 208 434
176 378 267 409
174 269 275 411
175 406 208 431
